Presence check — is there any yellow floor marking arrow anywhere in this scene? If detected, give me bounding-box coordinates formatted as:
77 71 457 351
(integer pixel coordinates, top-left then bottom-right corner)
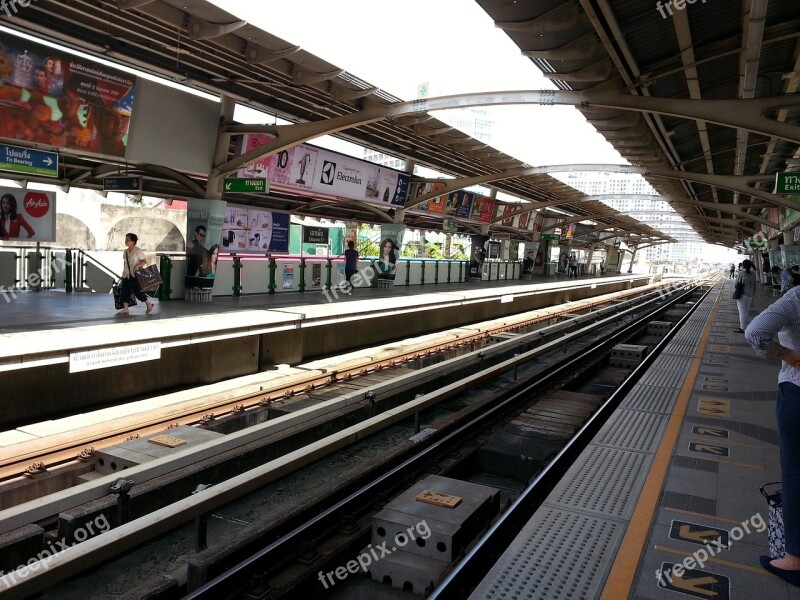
690 444 726 455
654 544 770 575
678 524 722 544
670 571 718 596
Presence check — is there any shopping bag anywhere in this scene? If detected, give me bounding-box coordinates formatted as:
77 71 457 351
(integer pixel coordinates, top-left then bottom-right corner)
135 265 162 292
112 282 137 309
761 482 785 558
112 283 123 310
732 280 744 299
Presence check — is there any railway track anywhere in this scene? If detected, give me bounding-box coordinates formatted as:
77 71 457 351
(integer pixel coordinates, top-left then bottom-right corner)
0 276 714 599
0 280 681 484
180 281 713 600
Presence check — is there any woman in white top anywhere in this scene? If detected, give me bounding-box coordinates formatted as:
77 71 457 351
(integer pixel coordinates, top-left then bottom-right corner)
734 258 758 332
745 285 800 584
117 232 154 315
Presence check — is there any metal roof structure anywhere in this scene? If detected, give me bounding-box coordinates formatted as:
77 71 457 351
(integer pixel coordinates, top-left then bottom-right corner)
476 0 800 247
0 0 713 246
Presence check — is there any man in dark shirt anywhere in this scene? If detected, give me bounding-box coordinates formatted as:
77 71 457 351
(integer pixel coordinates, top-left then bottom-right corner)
344 240 359 294
521 251 534 278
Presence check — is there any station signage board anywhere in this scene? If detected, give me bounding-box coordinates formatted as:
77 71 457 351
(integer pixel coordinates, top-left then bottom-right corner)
302 226 328 245
0 144 58 178
103 176 142 192
223 178 268 194
775 172 800 195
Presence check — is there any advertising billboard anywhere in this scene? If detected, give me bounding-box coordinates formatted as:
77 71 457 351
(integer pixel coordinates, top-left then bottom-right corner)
0 33 136 158
0 186 56 242
221 204 290 254
237 134 410 208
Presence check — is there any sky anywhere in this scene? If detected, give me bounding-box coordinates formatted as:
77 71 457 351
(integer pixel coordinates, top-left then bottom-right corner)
207 1 741 263
207 0 625 167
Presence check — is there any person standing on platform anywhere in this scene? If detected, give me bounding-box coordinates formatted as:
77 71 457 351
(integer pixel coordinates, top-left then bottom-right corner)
745 285 800 585
730 263 736 278
734 259 758 333
600 259 605 276
117 232 154 316
343 240 359 294
568 255 578 278
520 251 534 278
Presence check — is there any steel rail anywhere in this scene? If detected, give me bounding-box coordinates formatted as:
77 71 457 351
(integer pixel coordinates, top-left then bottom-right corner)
182 284 704 599
0 282 669 481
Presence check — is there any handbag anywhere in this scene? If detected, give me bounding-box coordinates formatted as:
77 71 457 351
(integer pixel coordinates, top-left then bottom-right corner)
761 482 785 558
112 282 137 309
732 280 744 299
135 264 162 292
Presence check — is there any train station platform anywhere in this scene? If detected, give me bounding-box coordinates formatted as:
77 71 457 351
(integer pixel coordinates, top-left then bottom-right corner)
0 273 652 427
468 278 788 599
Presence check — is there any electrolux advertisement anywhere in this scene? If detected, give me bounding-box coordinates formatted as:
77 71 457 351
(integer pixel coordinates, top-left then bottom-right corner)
0 185 56 242
237 134 410 208
221 204 290 254
0 32 136 158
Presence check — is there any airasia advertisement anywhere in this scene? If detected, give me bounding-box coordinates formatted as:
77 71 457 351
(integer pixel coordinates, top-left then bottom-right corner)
0 185 56 242
0 33 136 157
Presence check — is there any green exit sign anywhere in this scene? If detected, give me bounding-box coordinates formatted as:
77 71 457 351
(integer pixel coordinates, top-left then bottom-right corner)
775 172 800 195
540 233 559 241
223 178 268 193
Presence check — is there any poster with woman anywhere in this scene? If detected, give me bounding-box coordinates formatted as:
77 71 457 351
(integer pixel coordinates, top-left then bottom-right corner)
0 186 56 242
375 224 405 282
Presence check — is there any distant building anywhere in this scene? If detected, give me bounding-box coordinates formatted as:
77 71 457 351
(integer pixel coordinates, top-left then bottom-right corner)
557 172 705 264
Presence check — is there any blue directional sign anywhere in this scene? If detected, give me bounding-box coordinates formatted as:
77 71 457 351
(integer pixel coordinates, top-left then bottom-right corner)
0 144 59 178
103 176 142 192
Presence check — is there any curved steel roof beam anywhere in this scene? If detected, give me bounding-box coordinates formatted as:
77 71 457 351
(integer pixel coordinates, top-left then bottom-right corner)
186 17 247 41
214 91 800 179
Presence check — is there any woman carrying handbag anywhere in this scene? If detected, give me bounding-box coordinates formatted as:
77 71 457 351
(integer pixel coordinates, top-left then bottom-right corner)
117 232 154 315
733 258 757 332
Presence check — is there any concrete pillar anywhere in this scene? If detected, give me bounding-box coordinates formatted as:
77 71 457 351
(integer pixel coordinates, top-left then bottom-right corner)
628 247 638 273
206 94 237 200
